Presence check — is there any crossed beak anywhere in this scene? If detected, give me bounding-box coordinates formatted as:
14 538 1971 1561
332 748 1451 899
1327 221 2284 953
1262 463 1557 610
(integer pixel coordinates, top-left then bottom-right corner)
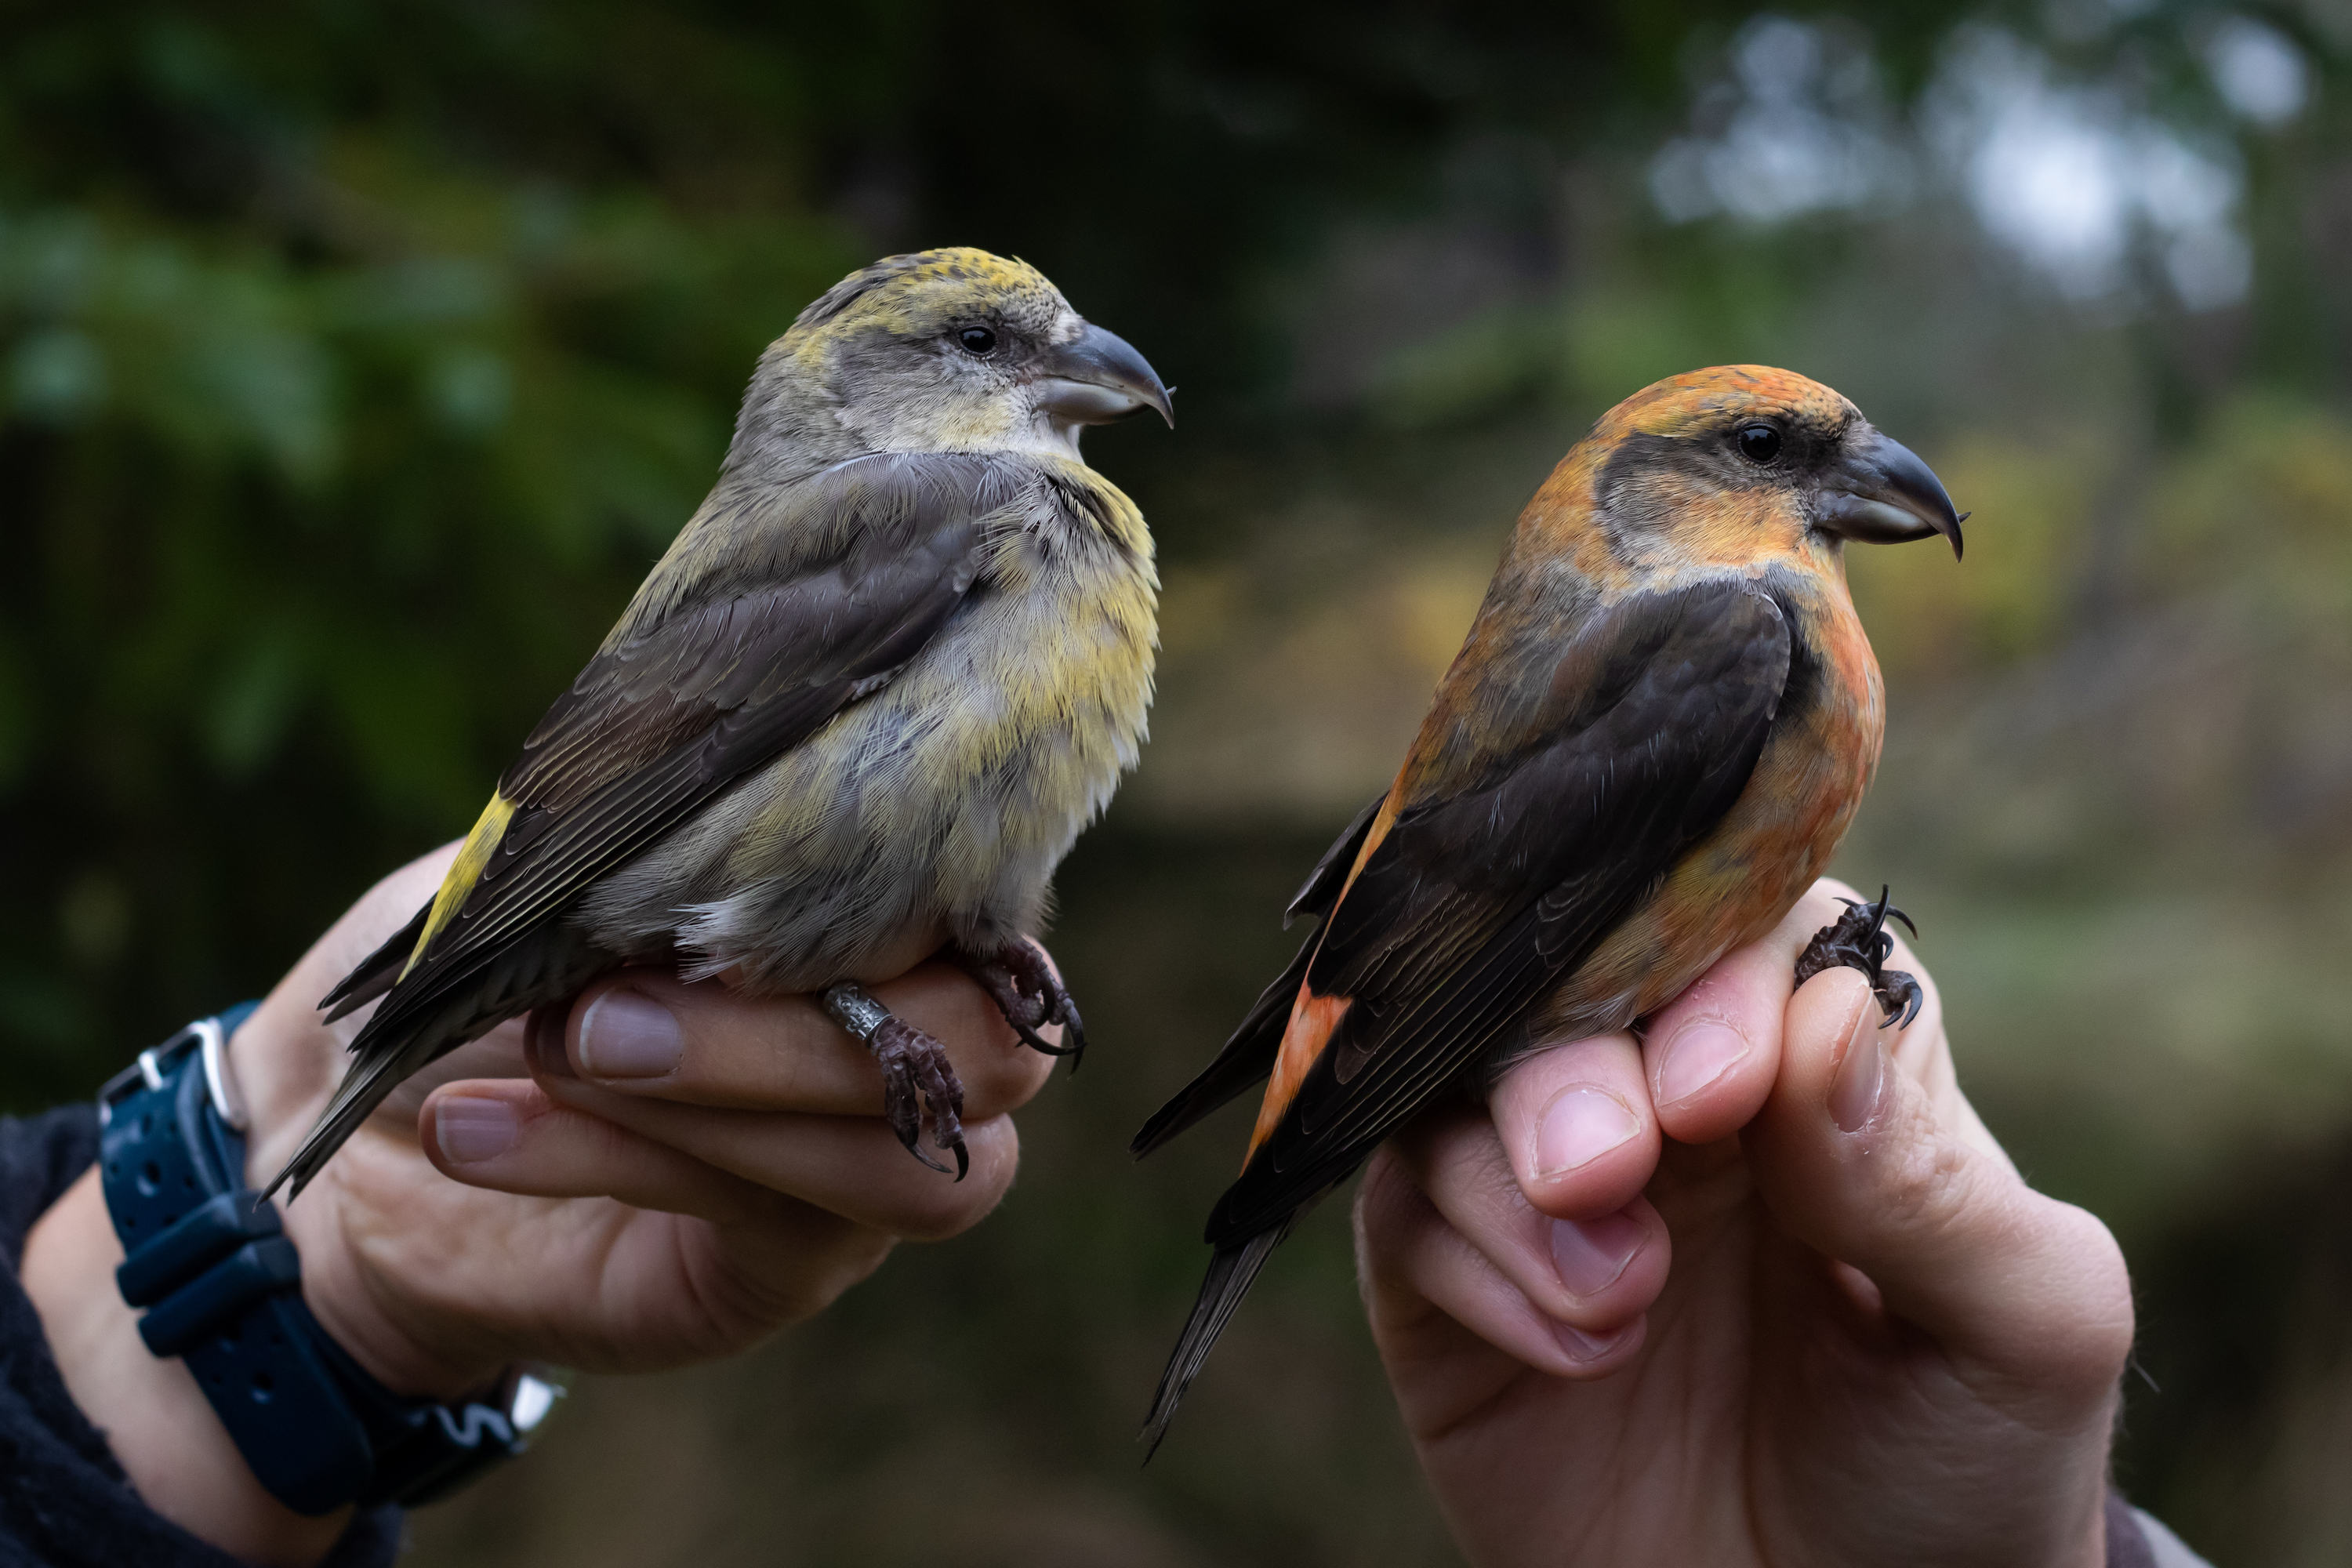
1814 427 1966 560
1035 323 1175 431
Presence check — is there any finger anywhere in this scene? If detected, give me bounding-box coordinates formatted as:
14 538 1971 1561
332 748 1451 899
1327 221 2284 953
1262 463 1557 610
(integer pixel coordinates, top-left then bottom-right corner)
1639 877 1962 1149
1773 880 2005 1169
1809 880 1952 1089
366 1016 535 1131
1639 878 1880 1146
1862 916 2008 1167
1806 876 1947 1062
1357 1145 1649 1379
1486 1032 1660 1220
419 1080 793 1225
548 963 1054 1123
1744 966 2136 1401
1639 886 1848 1146
408 1080 898 1343
516 1051 1023 1243
1392 1102 1669 1337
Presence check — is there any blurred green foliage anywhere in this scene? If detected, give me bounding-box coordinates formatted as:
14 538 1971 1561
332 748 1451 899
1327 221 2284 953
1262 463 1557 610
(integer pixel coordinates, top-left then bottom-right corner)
0 2 887 1098
9 2 2352 1563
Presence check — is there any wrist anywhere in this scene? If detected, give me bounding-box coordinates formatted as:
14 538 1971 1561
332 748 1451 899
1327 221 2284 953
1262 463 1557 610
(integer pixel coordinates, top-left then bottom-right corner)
24 1169 353 1568
93 1012 550 1517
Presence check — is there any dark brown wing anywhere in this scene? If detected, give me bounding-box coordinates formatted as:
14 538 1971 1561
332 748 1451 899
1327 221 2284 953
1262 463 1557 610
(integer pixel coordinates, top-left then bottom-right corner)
272 454 1043 1200
350 452 1025 1018
1206 580 1793 1243
1129 794 1384 1160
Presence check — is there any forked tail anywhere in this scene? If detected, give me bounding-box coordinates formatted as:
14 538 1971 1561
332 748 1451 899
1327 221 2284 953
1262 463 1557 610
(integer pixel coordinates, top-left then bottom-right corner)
1140 1226 1287 1458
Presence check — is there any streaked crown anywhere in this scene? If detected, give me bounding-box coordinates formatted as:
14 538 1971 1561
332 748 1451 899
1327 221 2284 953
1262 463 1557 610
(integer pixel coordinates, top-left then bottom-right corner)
793 247 1071 342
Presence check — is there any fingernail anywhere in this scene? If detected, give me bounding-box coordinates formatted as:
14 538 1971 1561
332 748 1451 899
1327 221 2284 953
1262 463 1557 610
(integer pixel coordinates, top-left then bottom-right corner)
1550 1211 1646 1298
1534 1088 1641 1177
1653 1022 1749 1108
435 1096 518 1163
1830 1007 1888 1134
1554 1318 1630 1364
525 1006 575 1080
578 989 683 1079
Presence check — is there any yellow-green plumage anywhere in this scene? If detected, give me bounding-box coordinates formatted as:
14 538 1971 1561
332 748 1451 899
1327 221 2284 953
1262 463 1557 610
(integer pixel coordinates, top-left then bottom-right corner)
405 793 517 975
582 458 1157 989
277 248 1169 1198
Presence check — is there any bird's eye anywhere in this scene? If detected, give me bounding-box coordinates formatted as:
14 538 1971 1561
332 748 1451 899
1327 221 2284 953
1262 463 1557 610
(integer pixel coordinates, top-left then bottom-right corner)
1736 423 1783 464
957 326 998 356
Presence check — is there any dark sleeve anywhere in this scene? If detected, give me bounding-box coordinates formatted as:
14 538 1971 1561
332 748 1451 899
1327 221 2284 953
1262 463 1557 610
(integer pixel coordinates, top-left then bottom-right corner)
0 1107 402 1568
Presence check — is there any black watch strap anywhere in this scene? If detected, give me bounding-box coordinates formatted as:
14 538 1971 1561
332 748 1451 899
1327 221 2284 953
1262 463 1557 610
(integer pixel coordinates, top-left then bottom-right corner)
96 1008 561 1515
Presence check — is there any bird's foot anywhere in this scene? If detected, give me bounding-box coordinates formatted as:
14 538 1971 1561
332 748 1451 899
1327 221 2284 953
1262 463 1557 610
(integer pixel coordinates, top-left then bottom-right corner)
956 940 1087 1071
821 982 968 1180
1794 886 1923 1029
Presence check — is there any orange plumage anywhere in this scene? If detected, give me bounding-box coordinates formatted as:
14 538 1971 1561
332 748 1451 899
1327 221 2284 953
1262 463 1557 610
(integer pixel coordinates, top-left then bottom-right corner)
1134 365 1964 1449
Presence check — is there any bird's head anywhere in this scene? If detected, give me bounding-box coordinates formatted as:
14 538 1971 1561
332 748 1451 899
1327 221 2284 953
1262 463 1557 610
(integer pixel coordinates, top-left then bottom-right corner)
1584 365 1964 573
744 247 1173 465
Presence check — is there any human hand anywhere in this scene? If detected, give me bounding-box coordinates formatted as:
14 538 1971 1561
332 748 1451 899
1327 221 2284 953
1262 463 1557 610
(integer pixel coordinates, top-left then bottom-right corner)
245 846 1057 1396
1354 878 2135 1568
27 844 1056 1565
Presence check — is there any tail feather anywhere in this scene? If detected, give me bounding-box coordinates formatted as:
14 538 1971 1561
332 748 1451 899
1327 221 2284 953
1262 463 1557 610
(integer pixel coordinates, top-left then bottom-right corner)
270 920 609 1202
318 902 431 1022
264 1036 434 1203
1140 1227 1287 1458
1134 797 1385 1160
1131 935 1311 1160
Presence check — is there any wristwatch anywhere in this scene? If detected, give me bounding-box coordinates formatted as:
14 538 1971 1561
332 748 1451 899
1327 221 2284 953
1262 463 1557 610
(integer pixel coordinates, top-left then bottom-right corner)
96 1007 564 1515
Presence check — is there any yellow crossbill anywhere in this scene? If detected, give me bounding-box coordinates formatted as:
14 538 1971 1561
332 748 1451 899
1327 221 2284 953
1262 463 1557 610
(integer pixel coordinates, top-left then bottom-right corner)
270 247 1171 1200
1133 365 1963 1449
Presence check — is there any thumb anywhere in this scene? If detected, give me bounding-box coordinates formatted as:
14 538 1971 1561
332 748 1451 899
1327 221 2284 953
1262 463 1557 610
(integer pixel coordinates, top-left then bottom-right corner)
1744 967 2134 1400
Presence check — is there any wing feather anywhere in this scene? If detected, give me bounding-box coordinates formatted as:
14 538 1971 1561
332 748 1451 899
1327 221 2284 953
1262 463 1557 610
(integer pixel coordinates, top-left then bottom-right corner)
1130 795 1385 1160
1206 581 1792 1243
343 452 1029 1044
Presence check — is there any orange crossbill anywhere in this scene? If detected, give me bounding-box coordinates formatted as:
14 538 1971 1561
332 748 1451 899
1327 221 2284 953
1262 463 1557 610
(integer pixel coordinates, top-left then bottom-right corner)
1132 365 1964 1449
270 247 1171 1200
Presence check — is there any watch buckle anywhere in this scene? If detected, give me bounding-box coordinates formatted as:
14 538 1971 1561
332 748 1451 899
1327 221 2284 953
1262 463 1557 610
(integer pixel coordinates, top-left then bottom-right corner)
96 1016 250 1131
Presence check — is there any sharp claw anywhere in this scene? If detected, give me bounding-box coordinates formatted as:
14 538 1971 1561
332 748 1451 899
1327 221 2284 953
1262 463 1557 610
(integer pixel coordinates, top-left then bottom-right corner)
1007 1012 1081 1056
1859 886 1918 942
1871 972 1921 1028
882 1083 949 1172
962 942 1089 1062
862 1008 973 1178
1879 970 1924 1030
1796 887 1926 1025
1054 993 1088 1075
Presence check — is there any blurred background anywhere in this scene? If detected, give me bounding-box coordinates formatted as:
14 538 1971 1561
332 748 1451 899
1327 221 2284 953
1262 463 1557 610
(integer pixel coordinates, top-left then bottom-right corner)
4 0 2350 1560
